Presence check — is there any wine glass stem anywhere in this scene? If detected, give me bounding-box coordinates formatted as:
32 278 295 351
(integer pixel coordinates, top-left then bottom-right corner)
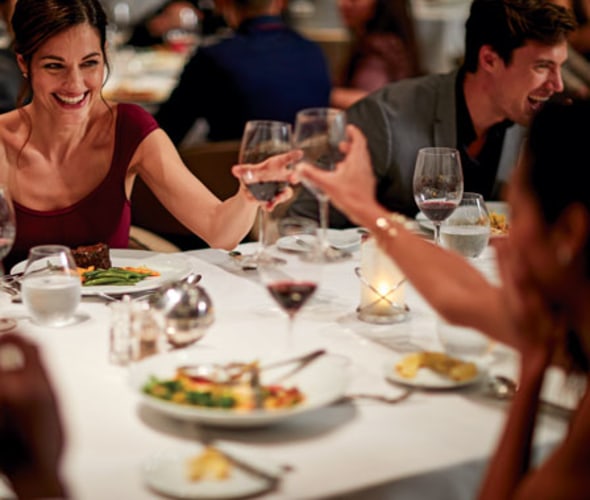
286 315 295 350
433 222 442 246
256 207 266 257
318 197 329 252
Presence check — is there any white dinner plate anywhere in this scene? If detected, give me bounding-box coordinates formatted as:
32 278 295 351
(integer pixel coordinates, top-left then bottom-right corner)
384 354 487 390
129 350 350 428
11 253 191 297
143 445 280 499
277 228 363 253
415 201 509 233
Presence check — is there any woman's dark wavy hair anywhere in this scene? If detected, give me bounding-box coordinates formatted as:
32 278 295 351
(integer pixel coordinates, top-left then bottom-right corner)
526 98 590 373
365 0 420 74
11 0 109 106
463 0 575 73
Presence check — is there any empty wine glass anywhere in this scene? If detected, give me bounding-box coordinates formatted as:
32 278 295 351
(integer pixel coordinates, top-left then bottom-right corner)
0 185 16 332
413 147 464 245
259 217 321 350
239 120 293 268
21 245 81 327
294 107 349 262
440 192 491 258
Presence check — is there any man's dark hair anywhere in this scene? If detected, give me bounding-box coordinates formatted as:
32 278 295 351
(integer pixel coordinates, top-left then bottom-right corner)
463 0 576 72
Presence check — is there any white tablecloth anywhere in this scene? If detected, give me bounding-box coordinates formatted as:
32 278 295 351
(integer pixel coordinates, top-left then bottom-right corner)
0 245 571 499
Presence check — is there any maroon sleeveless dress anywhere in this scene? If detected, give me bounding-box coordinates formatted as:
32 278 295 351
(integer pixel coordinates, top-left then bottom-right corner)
6 104 159 269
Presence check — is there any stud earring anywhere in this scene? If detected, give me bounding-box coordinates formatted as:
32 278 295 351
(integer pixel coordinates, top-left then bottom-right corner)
22 72 28 79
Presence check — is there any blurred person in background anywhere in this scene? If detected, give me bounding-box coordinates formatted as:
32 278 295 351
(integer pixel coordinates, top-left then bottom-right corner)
0 0 22 114
554 0 590 58
126 0 228 47
154 0 331 145
330 0 421 109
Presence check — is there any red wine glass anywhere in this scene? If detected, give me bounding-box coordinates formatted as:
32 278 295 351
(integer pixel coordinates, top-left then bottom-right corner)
259 217 321 350
413 147 464 245
239 120 292 268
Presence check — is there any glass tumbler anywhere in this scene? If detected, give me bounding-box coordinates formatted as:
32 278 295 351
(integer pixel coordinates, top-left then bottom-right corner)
21 245 81 327
440 192 490 258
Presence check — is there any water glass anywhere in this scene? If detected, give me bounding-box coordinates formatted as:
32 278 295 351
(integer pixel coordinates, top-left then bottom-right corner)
21 245 81 327
440 192 490 258
437 317 493 362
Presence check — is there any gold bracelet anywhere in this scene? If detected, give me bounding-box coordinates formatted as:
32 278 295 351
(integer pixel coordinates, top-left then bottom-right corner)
375 213 413 238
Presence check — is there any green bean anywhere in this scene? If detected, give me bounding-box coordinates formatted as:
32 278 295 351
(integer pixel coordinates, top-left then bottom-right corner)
82 267 153 287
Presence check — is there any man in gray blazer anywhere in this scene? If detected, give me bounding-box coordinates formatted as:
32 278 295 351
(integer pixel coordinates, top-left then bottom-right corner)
288 0 575 227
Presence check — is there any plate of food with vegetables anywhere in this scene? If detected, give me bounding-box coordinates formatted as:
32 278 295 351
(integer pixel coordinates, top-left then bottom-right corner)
11 247 192 297
129 349 351 427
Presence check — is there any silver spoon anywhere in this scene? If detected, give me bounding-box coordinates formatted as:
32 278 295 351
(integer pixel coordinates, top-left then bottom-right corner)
487 375 573 418
183 273 202 285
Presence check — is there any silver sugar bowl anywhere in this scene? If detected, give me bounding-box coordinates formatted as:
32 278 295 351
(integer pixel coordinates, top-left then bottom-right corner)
148 279 214 348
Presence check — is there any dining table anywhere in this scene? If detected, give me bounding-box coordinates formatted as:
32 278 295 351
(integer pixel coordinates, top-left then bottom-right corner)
102 46 190 113
0 238 575 500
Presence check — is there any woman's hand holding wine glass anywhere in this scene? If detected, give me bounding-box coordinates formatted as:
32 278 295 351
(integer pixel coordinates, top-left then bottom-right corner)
413 147 464 245
238 120 293 268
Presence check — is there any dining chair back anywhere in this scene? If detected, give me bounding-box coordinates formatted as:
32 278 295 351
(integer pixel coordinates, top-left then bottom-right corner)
131 140 241 249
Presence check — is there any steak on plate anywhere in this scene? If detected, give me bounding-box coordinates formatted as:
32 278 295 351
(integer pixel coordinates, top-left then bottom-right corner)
71 243 111 269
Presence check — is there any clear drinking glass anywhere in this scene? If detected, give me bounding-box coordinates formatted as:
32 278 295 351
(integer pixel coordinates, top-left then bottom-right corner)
21 245 81 327
413 147 464 245
437 316 494 362
239 120 293 268
440 192 491 258
294 107 349 262
0 185 17 332
259 217 321 351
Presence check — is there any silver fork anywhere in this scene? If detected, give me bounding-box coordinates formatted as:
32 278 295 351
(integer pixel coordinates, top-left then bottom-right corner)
340 389 414 405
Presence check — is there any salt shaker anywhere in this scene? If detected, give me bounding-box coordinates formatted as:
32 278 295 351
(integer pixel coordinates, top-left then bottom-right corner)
109 297 163 364
109 295 133 365
131 302 162 361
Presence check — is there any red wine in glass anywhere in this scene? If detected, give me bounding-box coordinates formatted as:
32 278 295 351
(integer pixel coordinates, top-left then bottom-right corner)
413 147 463 245
419 200 459 222
246 181 288 202
239 120 292 266
259 216 321 350
266 280 317 318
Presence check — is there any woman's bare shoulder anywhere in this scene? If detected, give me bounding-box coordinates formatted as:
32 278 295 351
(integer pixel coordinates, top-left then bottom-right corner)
0 107 27 133
0 108 29 155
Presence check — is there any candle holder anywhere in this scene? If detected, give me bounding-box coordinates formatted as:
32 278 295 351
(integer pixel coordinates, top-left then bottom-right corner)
356 237 409 324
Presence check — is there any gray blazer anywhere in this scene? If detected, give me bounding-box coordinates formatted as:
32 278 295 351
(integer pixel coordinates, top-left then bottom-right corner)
288 70 526 227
